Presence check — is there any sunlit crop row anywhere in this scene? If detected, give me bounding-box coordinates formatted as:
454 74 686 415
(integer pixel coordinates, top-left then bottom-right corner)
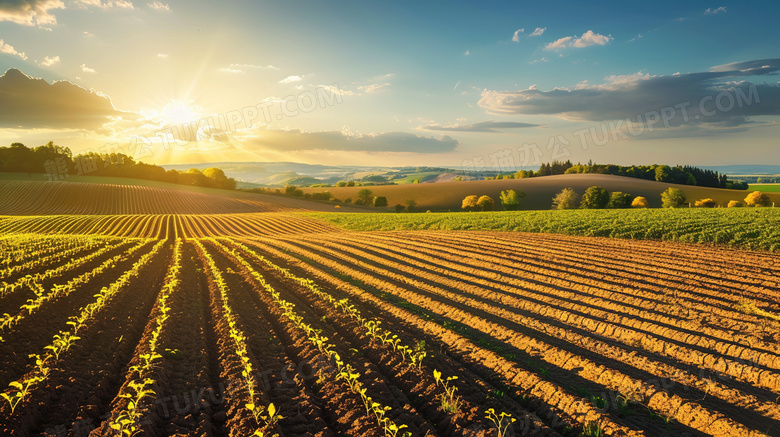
0 239 135 298
193 240 279 437
207 239 410 437
0 240 150 334
0 240 166 416
109 239 183 436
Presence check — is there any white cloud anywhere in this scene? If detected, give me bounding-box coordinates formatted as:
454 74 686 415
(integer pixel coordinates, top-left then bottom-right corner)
319 84 353 96
464 50 470 56
78 0 134 9
147 1 169 11
83 31 95 37
80 64 96 73
705 6 726 14
157 53 168 58
358 83 391 94
279 75 303 84
38 55 60 66
512 28 524 42
219 68 244 74
0 0 63 27
529 27 546 37
228 63 280 71
0 40 27 60
545 30 613 50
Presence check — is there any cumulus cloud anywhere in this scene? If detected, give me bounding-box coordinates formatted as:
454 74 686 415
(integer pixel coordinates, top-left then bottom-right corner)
512 28 524 42
147 1 168 11
545 30 612 50
0 39 27 59
238 129 458 153
478 58 780 128
80 63 96 73
705 6 726 14
0 68 124 129
156 53 168 58
529 27 546 37
38 55 60 66
279 75 303 84
0 0 63 26
420 120 539 133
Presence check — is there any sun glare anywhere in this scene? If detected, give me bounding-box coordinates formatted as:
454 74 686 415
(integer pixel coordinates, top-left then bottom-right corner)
159 100 200 126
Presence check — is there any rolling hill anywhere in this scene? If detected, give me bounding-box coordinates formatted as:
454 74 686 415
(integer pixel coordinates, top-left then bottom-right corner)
302 173 780 210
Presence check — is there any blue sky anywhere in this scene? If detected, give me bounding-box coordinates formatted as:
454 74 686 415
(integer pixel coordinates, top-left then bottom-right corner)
1 0 779 167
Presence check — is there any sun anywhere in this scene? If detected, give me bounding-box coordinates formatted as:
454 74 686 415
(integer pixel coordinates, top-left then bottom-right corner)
159 99 201 126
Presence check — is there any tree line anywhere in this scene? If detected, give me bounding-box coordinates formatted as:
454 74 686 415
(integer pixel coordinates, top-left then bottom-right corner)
0 142 237 190
490 160 748 190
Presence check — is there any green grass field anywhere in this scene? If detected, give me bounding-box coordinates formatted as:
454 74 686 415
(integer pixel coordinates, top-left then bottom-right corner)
750 184 780 193
311 207 780 252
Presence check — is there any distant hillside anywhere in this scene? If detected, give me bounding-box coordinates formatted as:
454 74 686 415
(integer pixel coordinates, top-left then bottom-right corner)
301 174 780 211
701 165 780 175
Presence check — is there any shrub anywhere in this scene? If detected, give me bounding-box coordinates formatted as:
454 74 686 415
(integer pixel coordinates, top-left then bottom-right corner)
631 196 649 208
499 189 526 211
337 181 347 187
608 191 632 209
694 198 717 208
476 195 495 211
552 188 580 210
394 204 405 213
661 188 686 208
357 188 374 205
581 186 610 209
744 191 771 207
373 196 388 207
405 199 417 212
462 195 479 211
727 200 743 208
344 198 352 204
310 191 333 201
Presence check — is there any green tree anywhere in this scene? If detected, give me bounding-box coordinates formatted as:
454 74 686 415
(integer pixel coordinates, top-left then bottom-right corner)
552 188 580 210
405 199 417 212
661 187 686 208
462 195 479 211
580 186 610 209
655 165 672 182
607 191 632 209
203 167 236 189
373 196 388 207
394 204 405 213
357 188 374 205
499 189 526 211
476 195 495 211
